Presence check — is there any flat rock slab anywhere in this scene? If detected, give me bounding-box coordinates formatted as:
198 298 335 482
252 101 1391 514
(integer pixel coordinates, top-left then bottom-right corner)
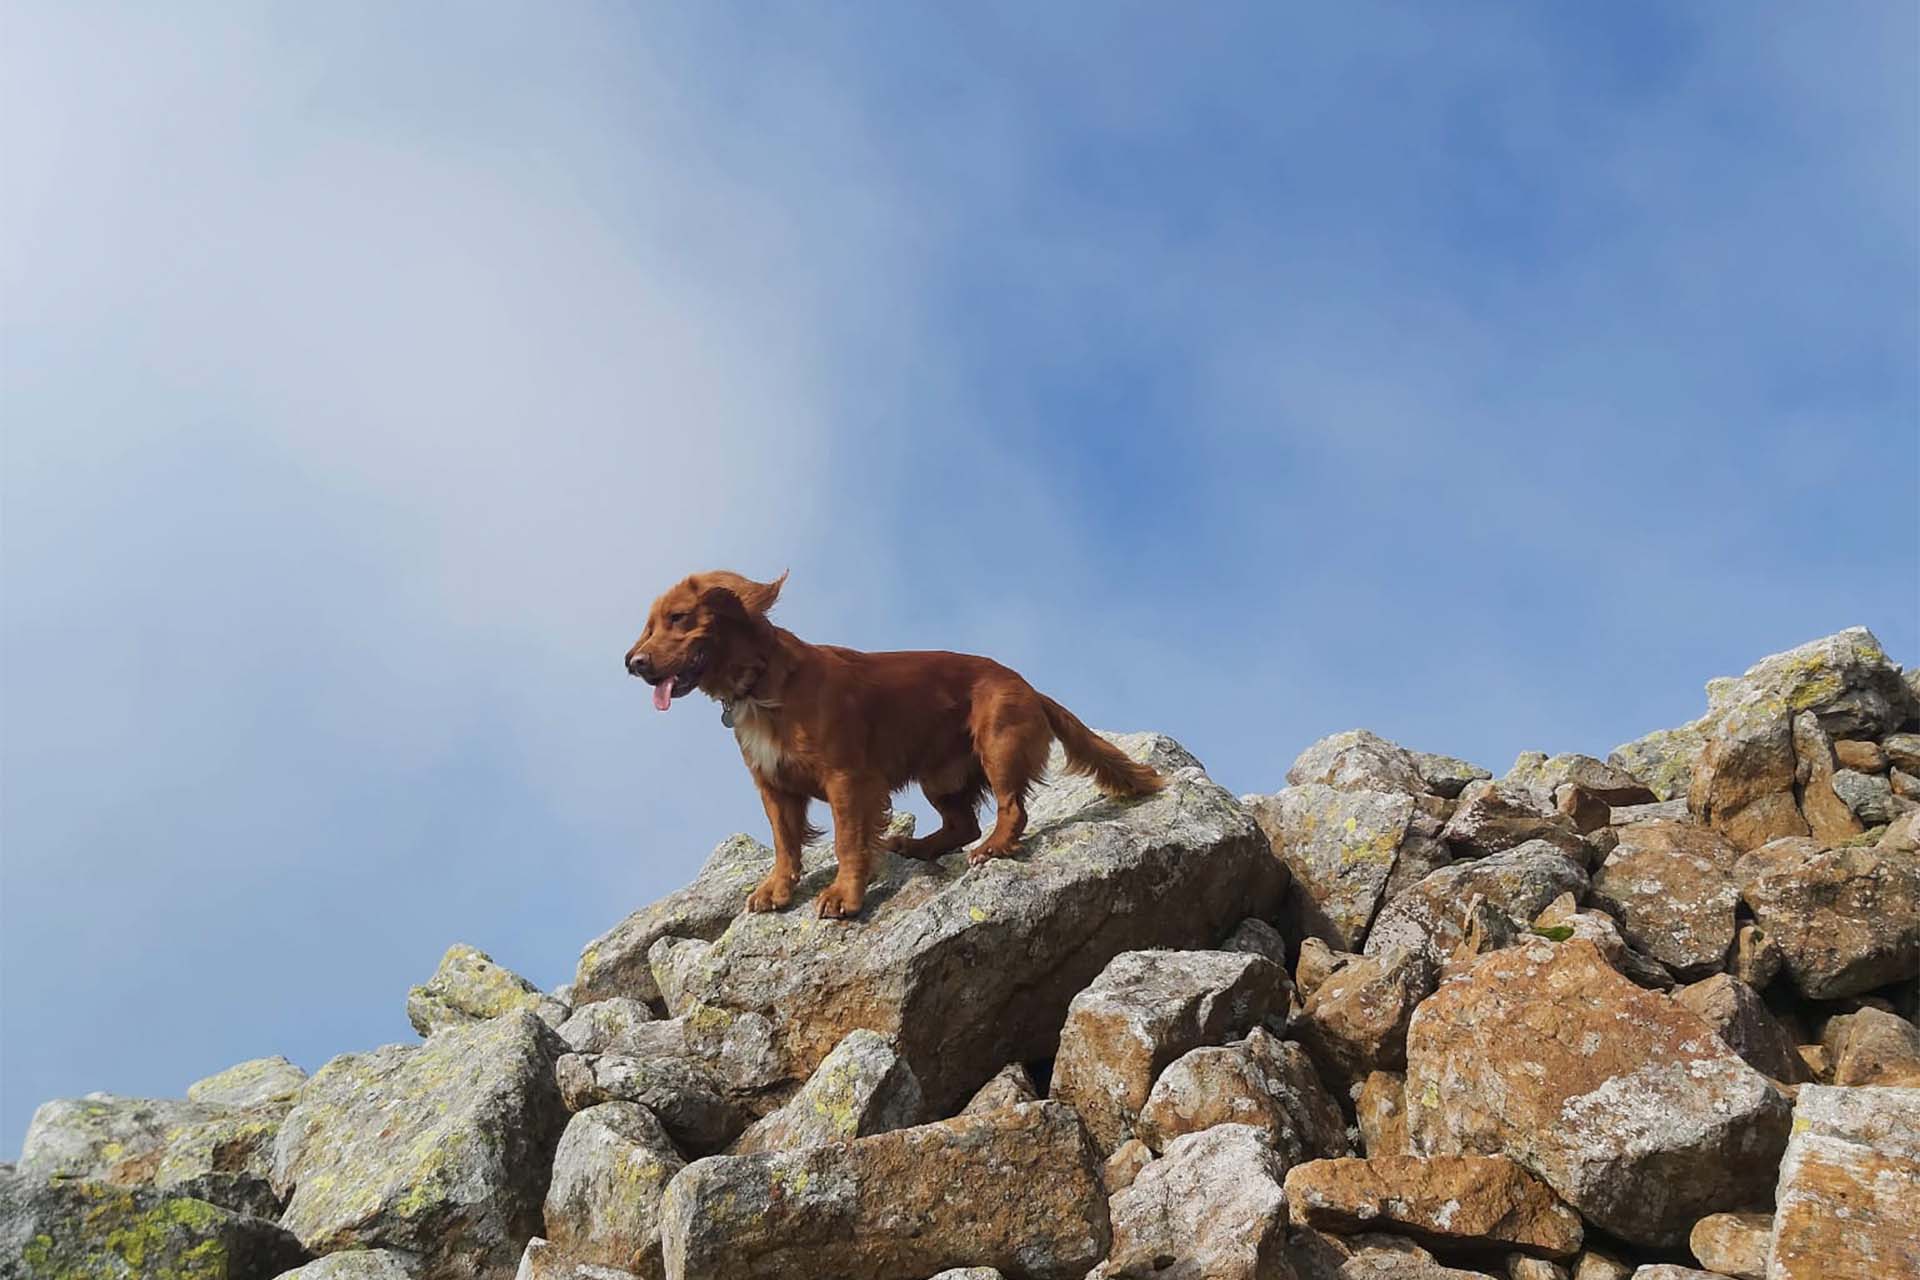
0 1171 309 1279
1404 939 1790 1247
270 1010 567 1279
1052 948 1287 1153
1284 1154 1583 1258
658 1100 1107 1280
655 735 1286 1116
1768 1085 1920 1280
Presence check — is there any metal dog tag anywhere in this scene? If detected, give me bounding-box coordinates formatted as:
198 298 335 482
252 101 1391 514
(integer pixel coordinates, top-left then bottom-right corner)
720 702 735 729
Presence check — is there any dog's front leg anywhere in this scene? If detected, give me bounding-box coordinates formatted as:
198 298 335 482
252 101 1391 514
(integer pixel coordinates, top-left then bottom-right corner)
746 781 808 913
814 772 883 919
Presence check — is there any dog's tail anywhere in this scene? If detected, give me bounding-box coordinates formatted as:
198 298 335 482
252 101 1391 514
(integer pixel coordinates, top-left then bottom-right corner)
1039 694 1167 798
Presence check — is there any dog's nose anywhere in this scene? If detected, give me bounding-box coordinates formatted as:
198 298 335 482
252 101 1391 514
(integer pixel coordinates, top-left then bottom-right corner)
626 651 650 677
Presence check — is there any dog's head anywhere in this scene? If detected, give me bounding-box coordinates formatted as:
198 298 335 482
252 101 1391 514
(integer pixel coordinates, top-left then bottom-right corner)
625 570 785 711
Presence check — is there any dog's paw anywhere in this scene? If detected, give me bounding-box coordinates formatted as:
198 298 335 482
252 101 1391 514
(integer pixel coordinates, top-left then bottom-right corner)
813 880 864 920
967 842 1021 867
746 874 796 913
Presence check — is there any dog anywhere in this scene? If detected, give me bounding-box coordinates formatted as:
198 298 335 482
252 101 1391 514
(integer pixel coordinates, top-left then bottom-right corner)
625 570 1165 919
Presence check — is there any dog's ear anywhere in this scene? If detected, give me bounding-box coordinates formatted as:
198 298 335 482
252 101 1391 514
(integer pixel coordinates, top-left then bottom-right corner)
699 570 786 621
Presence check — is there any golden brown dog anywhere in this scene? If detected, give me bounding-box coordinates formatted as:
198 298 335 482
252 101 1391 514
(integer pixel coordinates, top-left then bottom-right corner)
625 570 1164 918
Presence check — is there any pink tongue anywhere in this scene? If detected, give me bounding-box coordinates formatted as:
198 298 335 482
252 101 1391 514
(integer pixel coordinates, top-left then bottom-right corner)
652 677 674 712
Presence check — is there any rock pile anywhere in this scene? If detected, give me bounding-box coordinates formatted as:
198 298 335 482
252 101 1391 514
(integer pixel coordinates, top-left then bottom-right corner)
8 629 1918 1280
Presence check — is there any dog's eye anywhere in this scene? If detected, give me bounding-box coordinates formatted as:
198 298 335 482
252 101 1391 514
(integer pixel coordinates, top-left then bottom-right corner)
668 611 691 628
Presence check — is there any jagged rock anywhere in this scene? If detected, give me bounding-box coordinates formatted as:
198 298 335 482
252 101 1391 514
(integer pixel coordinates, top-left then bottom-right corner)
554 1054 746 1155
1688 702 1808 850
1102 1138 1153 1194
1832 767 1905 825
1609 723 1708 804
1507 1259 1567 1280
407 944 564 1037
1051 948 1286 1154
1135 1026 1348 1163
1364 841 1589 967
1705 627 1915 740
189 1056 308 1108
1588 820 1741 979
1885 731 1920 774
19 1094 223 1183
1671 974 1808 1083
556 997 657 1055
0 1170 309 1279
281 1251 424 1278
1404 938 1791 1246
1768 1085 1920 1280
1439 781 1590 863
1628 1269 1721 1280
270 1010 567 1279
1607 799 1691 827
1097 1124 1290 1280
1295 946 1435 1080
1686 1212 1768 1280
961 1062 1038 1114
1819 1005 1920 1086
646 937 710 1017
1356 1071 1409 1157
1505 753 1655 811
1728 922 1783 989
1289 1229 1496 1280
1287 730 1427 794
515 1237 638 1280
1221 916 1291 970
541 1102 683 1280
1284 1154 1583 1258
1734 836 1920 998
1295 937 1353 998
1243 783 1444 952
731 1029 923 1153
1531 895 1675 990
658 1101 1107 1280
1412 751 1492 800
1570 1250 1633 1280
1792 714 1866 844
631 735 1285 1117
1893 767 1920 801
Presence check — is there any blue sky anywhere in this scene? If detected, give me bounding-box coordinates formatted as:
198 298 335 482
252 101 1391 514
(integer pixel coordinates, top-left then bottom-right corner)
3 3 1914 1152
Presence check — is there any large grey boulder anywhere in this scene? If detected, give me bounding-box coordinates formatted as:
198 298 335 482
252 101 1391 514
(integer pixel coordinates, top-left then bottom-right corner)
407 943 565 1037
0 1169 308 1279
658 1101 1108 1280
188 1056 309 1109
730 1029 923 1154
1734 836 1920 998
1286 730 1428 795
613 734 1286 1115
1363 841 1589 967
1051 949 1288 1154
541 1102 684 1280
554 1054 747 1156
1588 820 1741 979
270 1010 568 1279
278 1252 424 1278
1134 1026 1348 1164
1094 1124 1292 1280
1768 1086 1920 1280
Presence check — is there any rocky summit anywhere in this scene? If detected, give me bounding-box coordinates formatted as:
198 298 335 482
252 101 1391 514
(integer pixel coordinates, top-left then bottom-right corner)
8 628 1920 1280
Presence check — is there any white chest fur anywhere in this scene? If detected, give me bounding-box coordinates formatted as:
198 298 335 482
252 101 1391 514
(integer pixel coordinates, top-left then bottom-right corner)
730 701 787 777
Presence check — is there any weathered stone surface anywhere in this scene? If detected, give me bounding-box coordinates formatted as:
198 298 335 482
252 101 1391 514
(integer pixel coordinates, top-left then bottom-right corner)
659 1101 1107 1280
0 1170 309 1279
1570 1250 1633 1280
1221 916 1290 969
1412 751 1492 799
188 1056 308 1109
1356 1071 1409 1158
1792 714 1867 845
646 937 710 1018
281 1250 424 1278
1098 1124 1291 1280
1728 923 1783 989
1687 1211 1768 1280
553 1055 745 1156
1440 782 1590 863
19 1094 221 1183
643 735 1285 1116
1531 896 1674 990
1832 767 1905 825
731 1029 923 1153
515 1237 638 1280
555 997 656 1055
1588 821 1740 979
1885 731 1920 774
1288 1229 1493 1280
1507 1259 1569 1280
1295 937 1353 999
1820 1005 1920 1086
1506 753 1655 810
1671 974 1808 1083
1052 948 1286 1153
1609 723 1708 804
1102 1138 1153 1194
1135 1026 1348 1163
1607 799 1691 827
1365 842 1589 968
270 1010 567 1279
1894 767 1920 800
407 943 562 1037
1405 939 1791 1246
1689 702 1809 851
541 1102 683 1280
1244 783 1437 952
1288 730 1428 795
1295 946 1435 1080
1705 627 1915 740
1284 1154 1583 1258
1734 837 1920 998
1767 1085 1920 1280
926 1272 1005 1280
961 1062 1039 1114
1628 1269 1720 1280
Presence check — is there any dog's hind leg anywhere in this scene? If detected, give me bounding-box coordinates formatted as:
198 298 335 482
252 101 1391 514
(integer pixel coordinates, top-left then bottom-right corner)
815 771 888 919
883 773 986 861
971 688 1051 864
